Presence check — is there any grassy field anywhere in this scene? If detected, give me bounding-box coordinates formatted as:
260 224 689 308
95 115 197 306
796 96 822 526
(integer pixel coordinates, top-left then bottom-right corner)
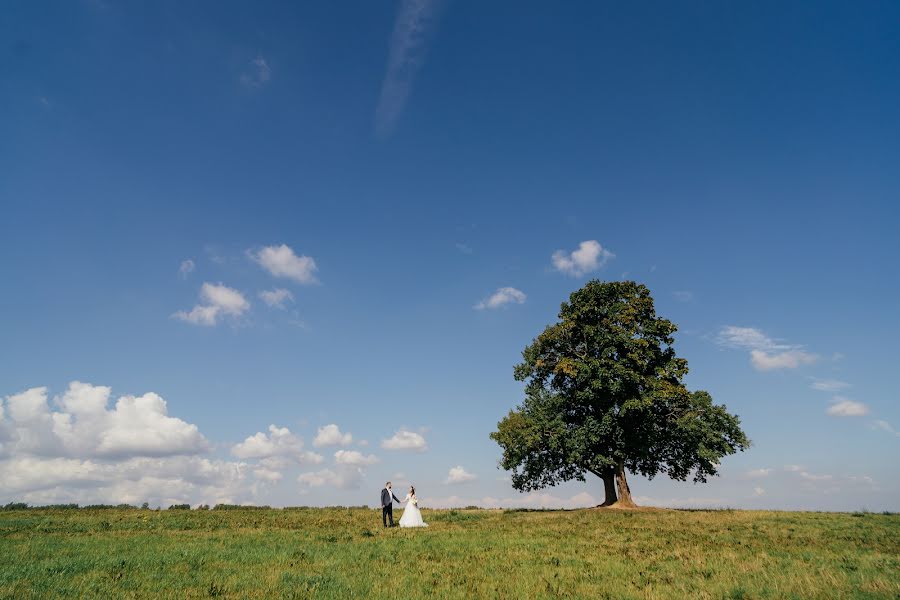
0 506 897 599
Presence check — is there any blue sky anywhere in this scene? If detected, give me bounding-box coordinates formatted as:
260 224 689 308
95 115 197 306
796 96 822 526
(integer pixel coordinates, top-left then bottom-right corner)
1 1 898 510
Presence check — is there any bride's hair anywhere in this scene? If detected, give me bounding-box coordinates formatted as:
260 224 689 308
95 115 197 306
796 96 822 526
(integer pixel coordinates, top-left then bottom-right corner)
410 486 415 495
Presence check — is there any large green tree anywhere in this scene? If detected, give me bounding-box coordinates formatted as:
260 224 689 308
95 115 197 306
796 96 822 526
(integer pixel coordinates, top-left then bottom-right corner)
491 280 749 507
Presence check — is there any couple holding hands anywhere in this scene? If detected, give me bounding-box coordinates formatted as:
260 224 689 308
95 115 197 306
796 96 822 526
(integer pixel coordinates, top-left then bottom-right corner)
380 481 427 528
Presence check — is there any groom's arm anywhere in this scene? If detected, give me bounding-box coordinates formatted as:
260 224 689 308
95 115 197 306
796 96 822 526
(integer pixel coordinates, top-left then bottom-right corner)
392 493 401 503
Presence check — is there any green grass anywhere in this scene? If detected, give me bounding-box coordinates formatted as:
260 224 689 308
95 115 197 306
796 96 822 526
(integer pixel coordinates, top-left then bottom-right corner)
1 507 897 599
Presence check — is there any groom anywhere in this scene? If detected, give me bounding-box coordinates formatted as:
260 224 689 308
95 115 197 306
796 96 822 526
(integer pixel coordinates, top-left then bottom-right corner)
380 481 401 527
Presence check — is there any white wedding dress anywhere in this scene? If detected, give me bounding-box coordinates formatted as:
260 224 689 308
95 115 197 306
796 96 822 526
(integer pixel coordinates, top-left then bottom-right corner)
399 494 428 528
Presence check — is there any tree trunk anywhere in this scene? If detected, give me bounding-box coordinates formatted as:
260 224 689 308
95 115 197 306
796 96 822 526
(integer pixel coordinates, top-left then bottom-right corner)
599 470 617 506
614 462 637 507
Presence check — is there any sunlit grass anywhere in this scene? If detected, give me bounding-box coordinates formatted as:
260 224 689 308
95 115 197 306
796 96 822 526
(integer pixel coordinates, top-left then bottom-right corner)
1 506 897 598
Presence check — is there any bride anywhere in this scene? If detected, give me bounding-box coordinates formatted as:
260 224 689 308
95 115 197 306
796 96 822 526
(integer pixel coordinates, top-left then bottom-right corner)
399 485 428 528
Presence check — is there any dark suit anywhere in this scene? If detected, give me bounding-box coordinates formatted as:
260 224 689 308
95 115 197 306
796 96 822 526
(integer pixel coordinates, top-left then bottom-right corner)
381 487 400 527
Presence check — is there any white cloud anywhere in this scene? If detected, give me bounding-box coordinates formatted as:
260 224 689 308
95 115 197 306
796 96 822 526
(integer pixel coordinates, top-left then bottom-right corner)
231 425 323 464
826 397 870 417
717 326 818 371
809 378 851 392
474 287 526 310
173 282 250 326
259 288 294 309
672 291 694 302
250 244 318 284
334 450 380 466
297 466 364 490
0 382 260 507
179 259 195 278
381 429 427 452
551 240 614 277
872 420 900 437
455 243 473 255
753 486 766 497
799 471 833 481
0 455 252 507
375 0 441 137
3 382 209 459
313 424 352 448
445 465 476 484
172 304 220 326
240 55 271 87
784 465 804 472
746 468 771 478
717 326 784 351
750 349 818 371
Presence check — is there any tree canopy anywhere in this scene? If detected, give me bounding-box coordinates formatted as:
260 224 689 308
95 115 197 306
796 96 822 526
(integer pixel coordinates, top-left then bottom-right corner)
491 280 749 506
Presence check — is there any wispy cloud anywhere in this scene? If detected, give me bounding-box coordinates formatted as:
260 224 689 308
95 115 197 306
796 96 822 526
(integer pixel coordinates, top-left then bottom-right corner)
240 55 271 88
375 0 442 137
178 259 195 279
551 240 615 277
259 288 294 309
474 287 526 310
809 378 851 393
746 468 771 478
750 349 817 371
717 326 818 371
672 291 694 302
872 420 900 437
826 397 870 417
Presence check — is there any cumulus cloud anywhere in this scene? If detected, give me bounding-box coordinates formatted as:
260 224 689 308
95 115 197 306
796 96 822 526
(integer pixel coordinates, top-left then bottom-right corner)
445 465 476 484
231 425 323 465
375 0 442 137
259 288 294 309
313 424 353 448
179 259 195 278
381 429 427 452
334 450 380 466
3 383 209 459
0 455 252 507
173 282 250 326
826 397 870 417
240 55 271 87
474 287 526 310
551 240 614 277
0 382 265 507
250 244 318 284
717 326 818 371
